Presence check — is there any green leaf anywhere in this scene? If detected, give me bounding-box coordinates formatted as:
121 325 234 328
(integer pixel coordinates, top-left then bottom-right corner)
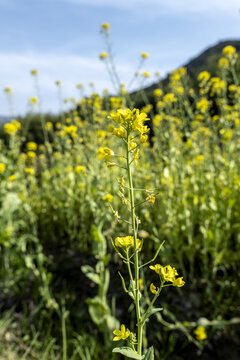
118 271 128 293
112 347 143 359
143 346 154 360
85 272 101 285
81 265 101 285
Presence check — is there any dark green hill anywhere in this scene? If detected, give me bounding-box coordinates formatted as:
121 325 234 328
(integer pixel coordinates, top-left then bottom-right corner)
185 39 240 81
140 39 240 99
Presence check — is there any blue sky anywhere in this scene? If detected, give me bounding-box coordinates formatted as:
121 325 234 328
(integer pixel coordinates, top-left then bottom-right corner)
0 0 240 116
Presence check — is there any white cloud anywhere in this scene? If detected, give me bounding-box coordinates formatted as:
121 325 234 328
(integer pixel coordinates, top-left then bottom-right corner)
0 50 177 116
0 51 138 115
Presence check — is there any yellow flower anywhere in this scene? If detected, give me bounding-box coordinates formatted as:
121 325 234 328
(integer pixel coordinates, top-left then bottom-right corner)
172 277 185 287
27 151 36 159
146 194 155 203
4 87 12 93
153 115 162 127
141 52 149 59
31 69 38 76
229 84 237 92
197 71 210 82
133 149 140 166
149 264 184 285
160 265 178 282
74 165 86 175
76 83 83 89
149 264 163 274
108 108 149 136
194 155 204 164
27 142 38 151
150 283 157 294
222 45 236 57
45 122 53 131
218 57 229 69
196 98 209 113
115 236 141 250
97 147 114 159
4 120 21 135
25 168 35 175
163 93 177 104
0 163 6 174
113 324 130 341
112 126 126 138
56 80 62 86
139 134 148 144
194 326 207 341
139 279 144 291
142 71 150 77
99 52 108 60
102 193 113 202
29 97 38 104
9 174 16 181
101 22 110 30
153 89 163 97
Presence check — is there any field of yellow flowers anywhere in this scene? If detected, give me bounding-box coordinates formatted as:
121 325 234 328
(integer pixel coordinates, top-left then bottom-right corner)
0 25 240 359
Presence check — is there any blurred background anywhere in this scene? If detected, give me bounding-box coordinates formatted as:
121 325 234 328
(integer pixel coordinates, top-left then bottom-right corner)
0 1 240 359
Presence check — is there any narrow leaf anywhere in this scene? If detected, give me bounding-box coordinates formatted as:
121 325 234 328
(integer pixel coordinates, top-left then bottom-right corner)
112 347 143 359
118 271 128 293
143 346 154 360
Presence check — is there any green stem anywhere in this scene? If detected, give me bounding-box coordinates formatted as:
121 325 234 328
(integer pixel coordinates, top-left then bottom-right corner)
142 281 163 323
126 134 142 356
126 249 135 299
61 308 67 360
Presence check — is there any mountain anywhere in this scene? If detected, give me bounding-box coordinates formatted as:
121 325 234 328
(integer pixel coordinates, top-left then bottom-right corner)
140 39 240 98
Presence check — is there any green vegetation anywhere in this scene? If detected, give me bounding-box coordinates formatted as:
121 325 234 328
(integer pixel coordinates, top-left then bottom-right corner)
0 33 240 359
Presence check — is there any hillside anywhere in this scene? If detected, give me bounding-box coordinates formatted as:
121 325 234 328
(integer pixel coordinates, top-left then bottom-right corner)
141 39 240 97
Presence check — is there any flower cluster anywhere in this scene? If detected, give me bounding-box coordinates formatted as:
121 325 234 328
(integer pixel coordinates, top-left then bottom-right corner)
149 264 185 287
4 120 21 135
97 146 114 159
115 236 141 250
108 108 149 138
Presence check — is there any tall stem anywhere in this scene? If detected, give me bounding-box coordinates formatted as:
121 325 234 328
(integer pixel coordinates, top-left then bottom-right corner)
126 135 142 356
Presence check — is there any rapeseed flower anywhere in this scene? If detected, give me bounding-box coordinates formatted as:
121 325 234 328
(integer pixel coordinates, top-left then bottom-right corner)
222 45 236 57
45 122 53 131
31 69 38 76
74 166 86 175
25 168 35 175
150 264 185 287
102 194 113 202
113 324 130 341
115 236 141 250
4 121 21 135
194 326 207 341
97 147 114 159
4 87 12 93
99 52 108 60
108 108 149 136
153 89 163 97
101 23 110 30
0 163 6 174
142 72 150 77
27 142 37 151
150 283 157 294
198 71 210 82
141 52 149 59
